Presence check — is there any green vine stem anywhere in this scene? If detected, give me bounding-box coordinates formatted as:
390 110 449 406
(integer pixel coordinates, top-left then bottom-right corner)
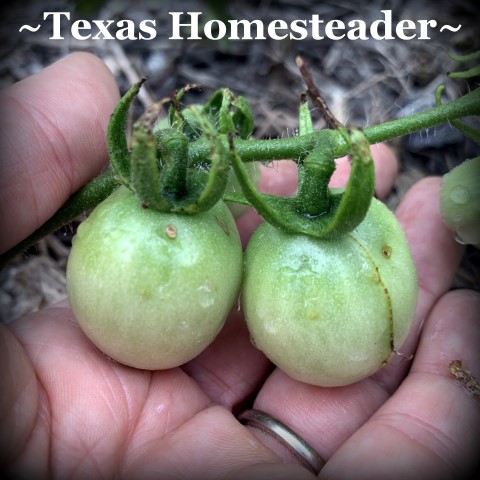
0 170 122 269
1 86 479 269
435 86 480 144
192 87 480 166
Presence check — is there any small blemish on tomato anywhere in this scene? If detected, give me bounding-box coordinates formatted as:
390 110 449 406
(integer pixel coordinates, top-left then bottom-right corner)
373 269 380 283
382 245 392 259
139 288 153 300
166 225 177 239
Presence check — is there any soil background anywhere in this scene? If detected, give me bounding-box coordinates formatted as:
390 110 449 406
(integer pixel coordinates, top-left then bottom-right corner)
1 0 479 323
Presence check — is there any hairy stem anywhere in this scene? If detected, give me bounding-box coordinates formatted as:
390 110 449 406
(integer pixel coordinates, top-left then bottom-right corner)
0 170 122 270
189 87 480 164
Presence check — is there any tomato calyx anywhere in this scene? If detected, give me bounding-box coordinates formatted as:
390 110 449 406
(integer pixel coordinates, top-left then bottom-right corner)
227 67 375 239
229 126 375 238
107 63 376 236
107 81 255 214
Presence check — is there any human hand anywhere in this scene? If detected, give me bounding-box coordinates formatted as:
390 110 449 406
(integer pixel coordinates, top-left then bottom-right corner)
1 53 479 479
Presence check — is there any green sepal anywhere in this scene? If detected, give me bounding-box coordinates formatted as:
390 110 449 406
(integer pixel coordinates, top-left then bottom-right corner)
232 96 254 139
202 88 254 138
179 149 229 214
230 128 374 238
166 84 204 139
156 128 189 199
130 121 172 211
325 128 374 235
172 106 230 214
218 89 236 134
298 96 314 136
202 88 225 118
107 79 145 186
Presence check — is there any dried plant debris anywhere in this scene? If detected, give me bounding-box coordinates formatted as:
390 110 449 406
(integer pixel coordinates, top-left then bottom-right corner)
0 236 69 323
449 360 480 398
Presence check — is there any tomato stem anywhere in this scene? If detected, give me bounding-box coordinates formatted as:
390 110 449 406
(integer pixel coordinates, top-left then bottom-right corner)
187 87 480 166
294 142 335 218
156 128 189 200
0 170 122 270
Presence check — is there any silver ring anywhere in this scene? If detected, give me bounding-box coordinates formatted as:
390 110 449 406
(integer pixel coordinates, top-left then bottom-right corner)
238 409 325 475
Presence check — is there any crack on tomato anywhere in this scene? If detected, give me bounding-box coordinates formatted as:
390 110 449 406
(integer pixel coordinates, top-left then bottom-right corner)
348 233 395 363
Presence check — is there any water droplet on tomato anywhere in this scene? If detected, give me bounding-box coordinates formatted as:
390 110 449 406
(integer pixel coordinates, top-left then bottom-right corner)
197 284 215 308
449 185 469 205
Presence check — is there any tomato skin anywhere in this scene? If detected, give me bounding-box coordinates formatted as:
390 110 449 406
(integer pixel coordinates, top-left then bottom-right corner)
67 186 243 370
243 198 418 387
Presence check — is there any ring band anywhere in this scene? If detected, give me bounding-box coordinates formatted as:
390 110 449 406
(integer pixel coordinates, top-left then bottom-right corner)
238 409 325 474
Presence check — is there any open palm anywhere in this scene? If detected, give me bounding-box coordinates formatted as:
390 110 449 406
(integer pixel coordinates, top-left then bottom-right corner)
1 53 478 479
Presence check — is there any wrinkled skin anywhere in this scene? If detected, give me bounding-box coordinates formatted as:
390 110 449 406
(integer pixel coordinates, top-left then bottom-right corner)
67 187 243 370
243 198 417 386
1 53 479 479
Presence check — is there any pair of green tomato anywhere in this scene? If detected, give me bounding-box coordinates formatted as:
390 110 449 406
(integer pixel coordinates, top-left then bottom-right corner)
67 181 417 387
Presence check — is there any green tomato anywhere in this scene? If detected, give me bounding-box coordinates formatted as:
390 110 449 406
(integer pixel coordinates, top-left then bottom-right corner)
243 198 417 387
440 157 480 248
67 186 243 370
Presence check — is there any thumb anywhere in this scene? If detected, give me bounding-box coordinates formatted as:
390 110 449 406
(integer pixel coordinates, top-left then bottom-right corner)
0 52 119 253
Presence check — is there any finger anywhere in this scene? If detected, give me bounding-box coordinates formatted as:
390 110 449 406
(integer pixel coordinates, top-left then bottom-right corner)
0 324 38 464
0 52 119 253
320 289 480 480
5 302 212 477
236 160 298 247
249 175 465 466
4 302 313 478
236 143 398 247
123 405 297 478
182 309 273 412
329 143 398 200
225 463 316 480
